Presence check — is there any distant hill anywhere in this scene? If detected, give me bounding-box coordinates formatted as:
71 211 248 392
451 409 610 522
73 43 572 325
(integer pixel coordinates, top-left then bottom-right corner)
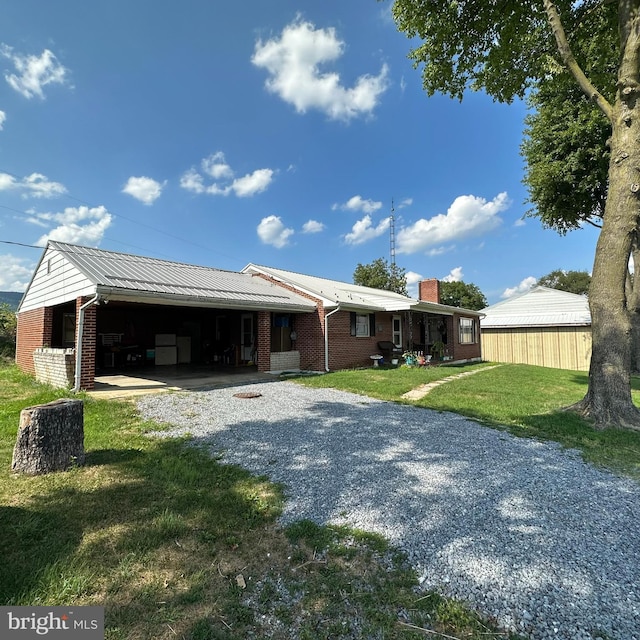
0 292 23 311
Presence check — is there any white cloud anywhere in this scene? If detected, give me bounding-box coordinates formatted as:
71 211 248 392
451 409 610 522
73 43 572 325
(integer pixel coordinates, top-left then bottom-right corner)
442 266 463 282
397 192 511 254
0 171 67 199
122 176 166 205
334 195 383 214
257 215 294 248
1 45 70 99
396 197 413 209
514 217 526 227
0 254 34 291
34 205 112 246
405 270 423 298
181 152 274 197
344 214 390 245
302 219 324 233
232 169 274 197
502 276 537 299
202 151 234 180
252 18 389 122
0 110 5 130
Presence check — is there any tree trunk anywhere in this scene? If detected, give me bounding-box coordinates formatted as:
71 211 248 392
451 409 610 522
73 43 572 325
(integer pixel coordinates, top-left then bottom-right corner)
628 233 640 373
12 399 85 475
572 92 640 430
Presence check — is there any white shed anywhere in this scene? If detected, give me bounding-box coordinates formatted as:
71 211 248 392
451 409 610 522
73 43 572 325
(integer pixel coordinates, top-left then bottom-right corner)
480 286 591 371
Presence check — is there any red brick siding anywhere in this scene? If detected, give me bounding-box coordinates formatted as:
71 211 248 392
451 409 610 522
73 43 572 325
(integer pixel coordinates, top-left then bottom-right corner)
16 307 54 374
76 297 97 390
295 305 325 370
450 313 482 361
251 273 326 370
256 311 271 372
326 311 398 370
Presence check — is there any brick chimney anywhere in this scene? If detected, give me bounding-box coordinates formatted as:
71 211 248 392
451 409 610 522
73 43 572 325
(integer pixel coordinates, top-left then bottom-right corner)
419 279 440 303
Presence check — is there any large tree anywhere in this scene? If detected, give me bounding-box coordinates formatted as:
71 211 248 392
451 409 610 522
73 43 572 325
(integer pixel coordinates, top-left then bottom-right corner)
389 0 640 430
440 281 487 310
353 258 408 295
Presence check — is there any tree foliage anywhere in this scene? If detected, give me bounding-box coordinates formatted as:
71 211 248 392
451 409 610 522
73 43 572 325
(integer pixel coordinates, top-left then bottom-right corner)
520 3 616 233
353 258 408 295
439 281 487 310
389 0 640 429
537 270 591 296
0 303 17 358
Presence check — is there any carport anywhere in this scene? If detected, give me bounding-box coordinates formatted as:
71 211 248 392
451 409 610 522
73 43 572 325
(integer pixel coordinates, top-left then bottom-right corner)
16 241 317 390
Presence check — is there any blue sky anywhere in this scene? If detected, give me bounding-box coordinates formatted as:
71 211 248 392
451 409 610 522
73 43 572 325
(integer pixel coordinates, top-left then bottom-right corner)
0 0 599 304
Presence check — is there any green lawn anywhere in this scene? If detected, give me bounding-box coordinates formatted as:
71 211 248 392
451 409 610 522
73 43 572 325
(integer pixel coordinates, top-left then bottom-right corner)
0 362 523 640
295 362 640 481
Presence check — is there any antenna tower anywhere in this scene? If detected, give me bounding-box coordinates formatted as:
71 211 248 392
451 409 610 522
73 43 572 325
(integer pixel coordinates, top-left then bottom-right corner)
389 199 396 266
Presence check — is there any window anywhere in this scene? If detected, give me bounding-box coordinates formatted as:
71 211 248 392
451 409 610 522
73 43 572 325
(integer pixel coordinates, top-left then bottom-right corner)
392 315 402 348
350 312 375 337
458 317 477 344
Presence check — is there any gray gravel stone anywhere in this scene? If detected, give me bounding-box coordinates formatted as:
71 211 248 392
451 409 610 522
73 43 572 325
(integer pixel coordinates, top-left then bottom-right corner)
137 381 640 640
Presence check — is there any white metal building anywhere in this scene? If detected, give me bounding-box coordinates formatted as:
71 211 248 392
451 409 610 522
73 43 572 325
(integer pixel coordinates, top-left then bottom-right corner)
480 286 592 371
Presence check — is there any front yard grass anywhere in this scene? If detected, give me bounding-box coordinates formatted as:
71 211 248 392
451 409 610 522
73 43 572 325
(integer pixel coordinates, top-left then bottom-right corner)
295 362 640 481
0 362 523 640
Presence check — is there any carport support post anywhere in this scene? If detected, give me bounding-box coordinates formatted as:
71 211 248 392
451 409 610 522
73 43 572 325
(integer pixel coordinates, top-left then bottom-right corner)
256 311 271 372
74 295 98 391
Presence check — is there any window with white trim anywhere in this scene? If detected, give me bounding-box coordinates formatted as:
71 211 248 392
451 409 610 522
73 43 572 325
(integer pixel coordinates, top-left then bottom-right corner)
355 314 370 337
458 317 477 344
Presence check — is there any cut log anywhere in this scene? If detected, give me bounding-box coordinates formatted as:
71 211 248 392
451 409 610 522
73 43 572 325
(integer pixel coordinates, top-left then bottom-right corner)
12 399 85 475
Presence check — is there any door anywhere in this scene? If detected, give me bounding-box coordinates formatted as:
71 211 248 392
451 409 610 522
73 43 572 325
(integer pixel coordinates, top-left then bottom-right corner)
240 313 254 362
392 315 403 349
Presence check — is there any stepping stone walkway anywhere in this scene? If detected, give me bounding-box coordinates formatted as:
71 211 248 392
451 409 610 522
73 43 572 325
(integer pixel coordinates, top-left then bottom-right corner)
401 364 502 401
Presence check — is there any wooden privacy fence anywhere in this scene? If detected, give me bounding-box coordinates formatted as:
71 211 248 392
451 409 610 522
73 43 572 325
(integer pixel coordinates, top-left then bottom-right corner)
481 326 592 371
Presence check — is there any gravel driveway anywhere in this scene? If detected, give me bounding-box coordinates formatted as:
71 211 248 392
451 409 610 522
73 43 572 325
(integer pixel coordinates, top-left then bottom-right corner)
137 380 640 640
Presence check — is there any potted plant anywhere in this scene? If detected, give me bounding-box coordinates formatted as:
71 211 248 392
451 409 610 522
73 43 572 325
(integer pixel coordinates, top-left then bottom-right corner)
430 340 446 361
402 350 417 366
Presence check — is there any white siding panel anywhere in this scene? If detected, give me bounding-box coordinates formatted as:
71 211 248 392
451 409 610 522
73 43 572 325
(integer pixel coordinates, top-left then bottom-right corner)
19 248 95 313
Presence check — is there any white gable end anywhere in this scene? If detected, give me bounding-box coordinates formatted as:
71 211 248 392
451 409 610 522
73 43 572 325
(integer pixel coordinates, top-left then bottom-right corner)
18 247 96 313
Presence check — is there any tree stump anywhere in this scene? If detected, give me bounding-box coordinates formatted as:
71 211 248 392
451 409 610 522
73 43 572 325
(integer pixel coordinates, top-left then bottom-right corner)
12 399 85 475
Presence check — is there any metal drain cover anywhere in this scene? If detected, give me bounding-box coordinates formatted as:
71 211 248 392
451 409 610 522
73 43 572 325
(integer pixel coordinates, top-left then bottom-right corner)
233 392 263 399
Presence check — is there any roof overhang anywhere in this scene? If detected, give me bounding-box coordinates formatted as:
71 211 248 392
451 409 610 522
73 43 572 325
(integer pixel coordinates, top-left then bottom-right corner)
95 286 317 312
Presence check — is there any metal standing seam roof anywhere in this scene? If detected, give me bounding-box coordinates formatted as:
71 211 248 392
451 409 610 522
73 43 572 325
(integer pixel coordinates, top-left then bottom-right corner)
480 286 591 328
48 241 316 310
243 263 483 316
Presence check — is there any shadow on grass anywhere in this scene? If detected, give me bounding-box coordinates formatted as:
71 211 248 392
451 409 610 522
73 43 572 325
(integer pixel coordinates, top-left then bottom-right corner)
0 437 283 613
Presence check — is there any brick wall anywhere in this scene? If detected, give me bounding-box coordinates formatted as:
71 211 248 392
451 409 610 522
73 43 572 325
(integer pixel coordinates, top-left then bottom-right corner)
16 307 54 375
326 311 398 370
270 351 301 371
76 297 97 390
449 313 482 362
256 311 271 371
294 305 325 370
33 348 75 388
251 273 327 371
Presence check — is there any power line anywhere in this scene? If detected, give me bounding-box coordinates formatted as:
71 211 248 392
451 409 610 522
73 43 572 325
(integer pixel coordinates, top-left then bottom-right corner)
0 168 245 266
0 239 42 249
